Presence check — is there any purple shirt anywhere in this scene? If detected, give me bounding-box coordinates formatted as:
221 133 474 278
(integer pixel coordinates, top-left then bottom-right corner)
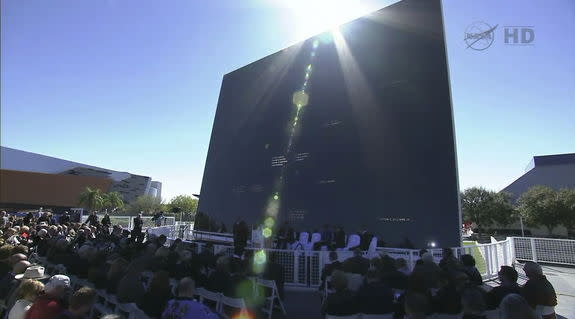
161 297 219 319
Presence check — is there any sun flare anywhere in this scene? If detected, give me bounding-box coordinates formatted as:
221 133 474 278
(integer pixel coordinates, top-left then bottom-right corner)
275 0 369 39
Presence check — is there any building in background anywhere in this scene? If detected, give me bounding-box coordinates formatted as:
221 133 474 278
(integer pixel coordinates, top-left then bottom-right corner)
502 153 575 202
0 146 161 211
496 153 575 237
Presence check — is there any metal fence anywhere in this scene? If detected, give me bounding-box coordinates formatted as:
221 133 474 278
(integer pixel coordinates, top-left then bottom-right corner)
512 237 575 266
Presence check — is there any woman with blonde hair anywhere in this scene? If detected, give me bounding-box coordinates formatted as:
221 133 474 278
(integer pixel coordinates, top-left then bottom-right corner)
8 279 44 319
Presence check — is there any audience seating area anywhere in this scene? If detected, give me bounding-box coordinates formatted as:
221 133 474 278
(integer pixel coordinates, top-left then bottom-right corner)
28 254 285 319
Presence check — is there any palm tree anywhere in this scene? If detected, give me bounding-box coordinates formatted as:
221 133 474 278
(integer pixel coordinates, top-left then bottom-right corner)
103 191 125 213
78 187 104 212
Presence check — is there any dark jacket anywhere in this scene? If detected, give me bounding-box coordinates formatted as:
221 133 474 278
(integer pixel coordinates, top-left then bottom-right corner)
342 256 369 275
463 266 483 286
521 275 557 308
487 283 520 309
321 261 342 281
322 289 359 316
138 291 173 319
357 281 394 314
359 231 374 250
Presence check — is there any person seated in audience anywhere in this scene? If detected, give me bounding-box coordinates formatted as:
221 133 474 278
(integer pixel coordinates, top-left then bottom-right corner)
161 277 219 319
8 279 45 319
208 255 233 296
138 270 174 318
403 292 430 319
105 257 128 294
321 270 358 316
461 286 487 319
148 246 170 272
319 251 342 290
499 294 538 319
433 271 469 314
379 255 408 289
412 252 441 289
0 244 16 276
487 266 520 309
342 248 369 275
394 271 433 318
116 264 145 304
357 269 394 314
0 258 30 300
198 244 217 269
439 248 460 273
521 261 558 319
25 275 71 319
53 287 96 319
461 254 482 286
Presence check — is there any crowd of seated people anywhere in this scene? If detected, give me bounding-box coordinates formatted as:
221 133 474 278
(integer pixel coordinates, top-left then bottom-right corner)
0 210 285 319
321 249 558 319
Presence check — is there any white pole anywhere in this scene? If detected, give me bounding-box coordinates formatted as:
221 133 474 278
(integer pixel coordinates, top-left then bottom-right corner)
519 215 525 237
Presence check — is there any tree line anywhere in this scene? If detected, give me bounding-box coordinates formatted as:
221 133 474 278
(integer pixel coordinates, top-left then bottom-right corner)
461 185 575 235
78 187 198 221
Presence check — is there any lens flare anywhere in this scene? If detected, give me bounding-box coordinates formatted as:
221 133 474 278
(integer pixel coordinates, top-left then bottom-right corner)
265 217 275 228
292 90 309 107
231 310 254 319
262 227 272 238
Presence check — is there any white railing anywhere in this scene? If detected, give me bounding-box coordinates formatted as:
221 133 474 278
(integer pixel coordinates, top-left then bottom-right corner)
154 225 517 287
80 215 175 229
511 237 575 266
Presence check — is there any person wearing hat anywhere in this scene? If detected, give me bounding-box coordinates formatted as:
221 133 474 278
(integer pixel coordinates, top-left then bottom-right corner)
8 279 45 319
0 258 31 299
25 274 71 319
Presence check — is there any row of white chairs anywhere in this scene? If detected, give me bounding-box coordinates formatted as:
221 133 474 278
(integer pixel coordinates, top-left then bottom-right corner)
293 233 378 252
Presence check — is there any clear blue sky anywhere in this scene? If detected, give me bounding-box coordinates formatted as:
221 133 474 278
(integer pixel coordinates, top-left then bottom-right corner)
2 0 574 200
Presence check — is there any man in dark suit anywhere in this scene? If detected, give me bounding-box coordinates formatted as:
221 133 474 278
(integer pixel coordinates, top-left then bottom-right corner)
342 248 369 275
359 228 374 251
334 227 346 249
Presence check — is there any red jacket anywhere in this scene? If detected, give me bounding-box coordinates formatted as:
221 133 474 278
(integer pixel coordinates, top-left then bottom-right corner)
25 295 64 319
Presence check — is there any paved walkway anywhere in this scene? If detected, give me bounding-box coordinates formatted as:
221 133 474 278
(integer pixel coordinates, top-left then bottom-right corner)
280 264 575 319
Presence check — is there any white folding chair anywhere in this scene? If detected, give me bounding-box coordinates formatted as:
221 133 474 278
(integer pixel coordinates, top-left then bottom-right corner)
361 314 394 319
219 295 248 319
367 237 378 253
306 232 322 250
196 287 222 311
257 278 287 319
344 235 360 251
